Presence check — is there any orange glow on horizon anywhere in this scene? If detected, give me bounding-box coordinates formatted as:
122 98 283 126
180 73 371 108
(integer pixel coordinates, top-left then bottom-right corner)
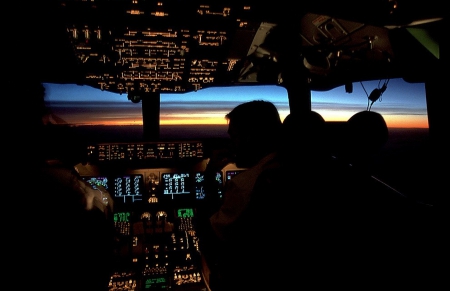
67 115 429 128
160 115 229 125
383 115 429 128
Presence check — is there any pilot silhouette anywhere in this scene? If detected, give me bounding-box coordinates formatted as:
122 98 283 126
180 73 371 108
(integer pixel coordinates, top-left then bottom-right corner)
23 79 115 291
197 100 296 291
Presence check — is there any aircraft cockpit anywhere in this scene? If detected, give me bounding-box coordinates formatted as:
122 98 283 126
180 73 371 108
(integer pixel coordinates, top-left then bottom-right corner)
14 1 446 290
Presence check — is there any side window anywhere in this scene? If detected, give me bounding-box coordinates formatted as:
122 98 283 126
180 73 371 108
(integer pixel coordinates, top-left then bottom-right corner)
312 78 430 204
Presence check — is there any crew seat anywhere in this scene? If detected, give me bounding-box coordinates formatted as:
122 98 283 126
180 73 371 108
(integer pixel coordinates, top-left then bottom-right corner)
319 111 438 286
281 110 329 167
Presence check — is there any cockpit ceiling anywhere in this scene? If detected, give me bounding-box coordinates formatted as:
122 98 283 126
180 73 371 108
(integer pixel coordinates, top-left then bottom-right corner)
30 0 445 94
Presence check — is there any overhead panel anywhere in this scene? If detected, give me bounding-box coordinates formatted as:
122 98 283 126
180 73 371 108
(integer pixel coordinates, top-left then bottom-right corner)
61 0 258 94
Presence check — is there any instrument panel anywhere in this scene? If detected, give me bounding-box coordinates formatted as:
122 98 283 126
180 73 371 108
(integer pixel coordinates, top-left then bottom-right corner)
77 140 245 291
86 141 204 163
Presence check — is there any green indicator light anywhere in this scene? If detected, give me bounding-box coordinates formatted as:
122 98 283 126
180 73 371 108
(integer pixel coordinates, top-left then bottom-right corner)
177 208 194 218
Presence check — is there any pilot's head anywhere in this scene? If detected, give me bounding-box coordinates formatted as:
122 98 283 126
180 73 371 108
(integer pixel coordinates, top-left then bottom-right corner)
23 79 85 166
225 100 282 168
24 80 47 129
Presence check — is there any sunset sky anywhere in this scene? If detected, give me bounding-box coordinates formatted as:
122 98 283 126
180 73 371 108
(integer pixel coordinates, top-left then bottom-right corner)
43 77 428 128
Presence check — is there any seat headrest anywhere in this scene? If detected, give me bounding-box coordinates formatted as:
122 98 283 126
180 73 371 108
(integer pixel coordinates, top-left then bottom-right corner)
346 110 388 150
